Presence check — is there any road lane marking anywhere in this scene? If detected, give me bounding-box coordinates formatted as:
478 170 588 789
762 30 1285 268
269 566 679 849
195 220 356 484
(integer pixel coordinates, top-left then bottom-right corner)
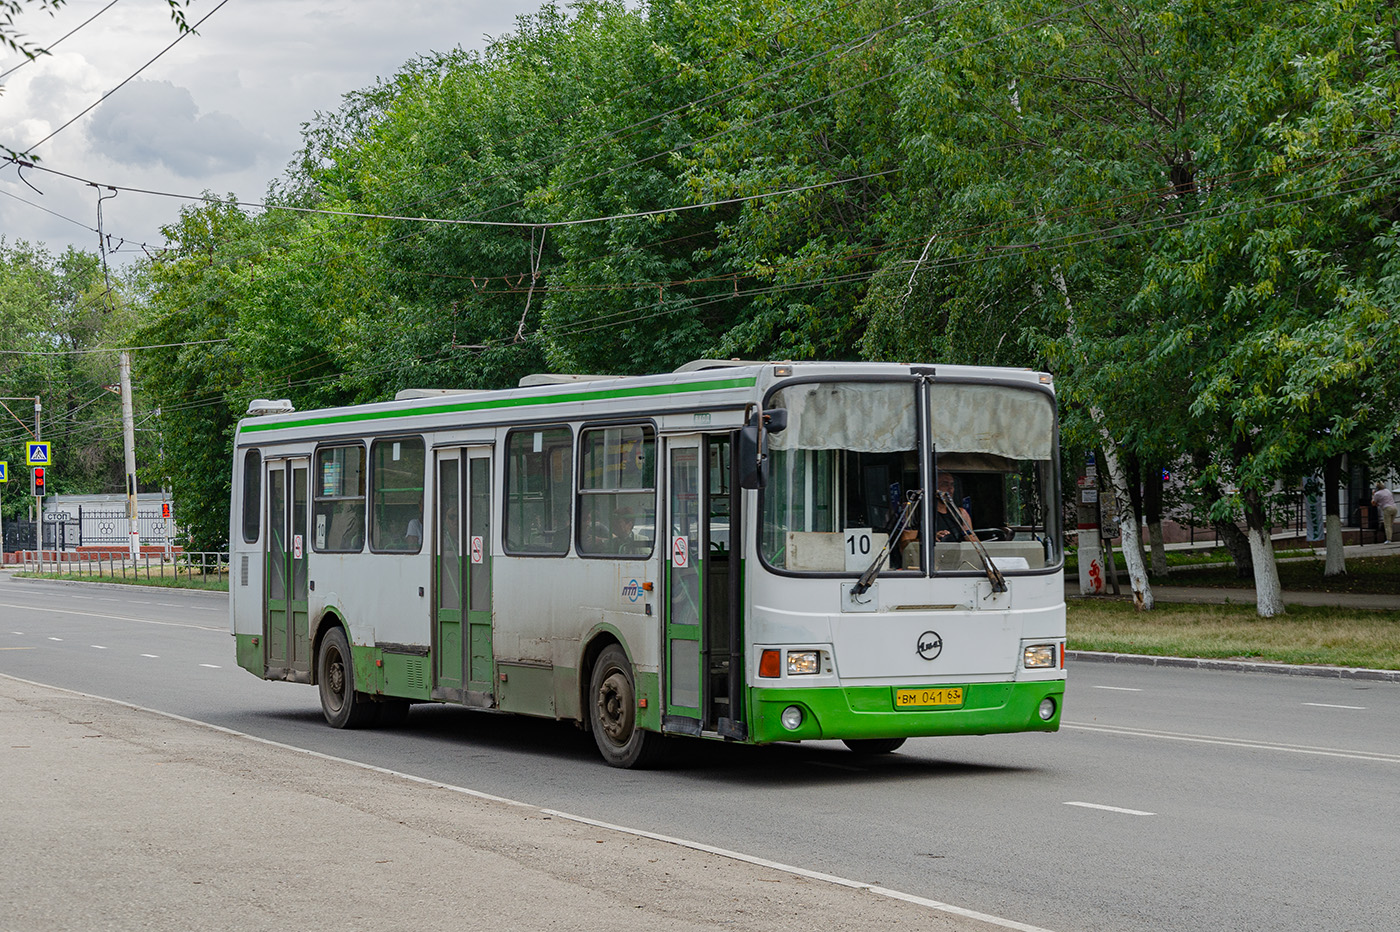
141 654 159 659
1064 801 1155 816
0 647 35 651
0 671 1063 932
91 645 107 650
199 663 221 669
48 637 62 641
1065 722 1400 764
1090 686 1142 692
1303 702 1366 710
0 601 223 632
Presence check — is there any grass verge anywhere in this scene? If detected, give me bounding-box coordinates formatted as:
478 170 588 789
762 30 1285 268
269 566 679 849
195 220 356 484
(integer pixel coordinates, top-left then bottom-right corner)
1068 600 1400 670
14 570 228 592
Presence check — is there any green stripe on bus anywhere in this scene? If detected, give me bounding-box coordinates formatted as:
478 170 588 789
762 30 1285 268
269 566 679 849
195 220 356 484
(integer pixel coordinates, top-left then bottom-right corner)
240 376 758 434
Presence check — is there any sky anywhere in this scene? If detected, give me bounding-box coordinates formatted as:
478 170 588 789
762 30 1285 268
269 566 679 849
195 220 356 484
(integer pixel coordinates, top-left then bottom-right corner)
0 0 547 263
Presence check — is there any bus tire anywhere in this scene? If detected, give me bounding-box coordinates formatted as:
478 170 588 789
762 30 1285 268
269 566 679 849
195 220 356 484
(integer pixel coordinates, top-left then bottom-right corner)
589 644 665 768
317 627 376 728
843 737 906 755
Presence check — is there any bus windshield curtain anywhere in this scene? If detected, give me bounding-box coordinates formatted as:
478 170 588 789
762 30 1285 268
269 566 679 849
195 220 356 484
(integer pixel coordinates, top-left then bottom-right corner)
928 384 1052 460
768 383 915 453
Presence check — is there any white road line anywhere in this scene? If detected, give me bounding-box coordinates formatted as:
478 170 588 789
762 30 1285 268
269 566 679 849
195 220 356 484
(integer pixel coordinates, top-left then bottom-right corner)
1065 802 1155 816
0 601 223 632
0 671 1062 932
1065 722 1400 764
11 631 23 635
199 663 221 669
1303 702 1366 710
141 654 159 659
47 637 62 641
91 645 107 650
1090 685 1142 692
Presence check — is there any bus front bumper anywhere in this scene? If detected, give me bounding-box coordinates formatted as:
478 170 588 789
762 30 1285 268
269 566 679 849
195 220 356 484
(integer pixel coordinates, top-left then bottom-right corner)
749 680 1064 745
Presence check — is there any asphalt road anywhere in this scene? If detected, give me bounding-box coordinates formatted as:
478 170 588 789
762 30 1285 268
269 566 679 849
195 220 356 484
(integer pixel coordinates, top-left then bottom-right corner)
2 572 1397 932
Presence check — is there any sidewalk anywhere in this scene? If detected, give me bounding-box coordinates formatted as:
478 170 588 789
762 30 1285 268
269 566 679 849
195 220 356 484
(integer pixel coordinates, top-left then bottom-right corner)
0 675 1009 932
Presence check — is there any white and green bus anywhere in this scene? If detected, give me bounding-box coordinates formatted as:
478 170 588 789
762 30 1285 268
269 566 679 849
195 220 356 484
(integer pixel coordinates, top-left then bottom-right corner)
230 360 1065 767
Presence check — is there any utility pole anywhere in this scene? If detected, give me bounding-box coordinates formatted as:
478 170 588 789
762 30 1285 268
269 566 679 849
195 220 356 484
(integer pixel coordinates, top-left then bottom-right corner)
120 351 140 561
33 395 41 528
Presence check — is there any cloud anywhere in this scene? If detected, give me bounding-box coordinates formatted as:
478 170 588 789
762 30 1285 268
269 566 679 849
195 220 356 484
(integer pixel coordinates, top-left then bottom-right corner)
84 78 272 177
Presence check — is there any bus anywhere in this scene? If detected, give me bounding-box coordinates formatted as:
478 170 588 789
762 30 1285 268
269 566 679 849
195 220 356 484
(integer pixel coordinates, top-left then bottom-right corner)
229 360 1065 767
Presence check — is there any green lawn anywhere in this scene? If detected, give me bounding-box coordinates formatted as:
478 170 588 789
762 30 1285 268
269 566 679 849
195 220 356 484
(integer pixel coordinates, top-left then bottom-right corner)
14 569 228 592
1067 550 1400 594
1068 600 1400 670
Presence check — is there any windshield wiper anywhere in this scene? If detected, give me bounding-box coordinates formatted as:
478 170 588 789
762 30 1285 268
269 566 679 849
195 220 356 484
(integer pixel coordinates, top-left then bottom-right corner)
852 490 923 596
937 489 1007 593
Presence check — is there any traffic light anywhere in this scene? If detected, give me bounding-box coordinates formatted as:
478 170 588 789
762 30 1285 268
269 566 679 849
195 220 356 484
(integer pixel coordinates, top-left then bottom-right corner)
31 466 45 496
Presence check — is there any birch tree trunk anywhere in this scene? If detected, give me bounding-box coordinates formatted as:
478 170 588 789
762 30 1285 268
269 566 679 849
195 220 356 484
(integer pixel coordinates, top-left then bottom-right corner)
1052 269 1153 610
1244 490 1285 617
1096 433 1154 610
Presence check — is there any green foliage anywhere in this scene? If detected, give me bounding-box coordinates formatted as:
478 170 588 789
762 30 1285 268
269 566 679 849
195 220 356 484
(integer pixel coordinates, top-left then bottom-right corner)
0 238 139 520
101 0 1400 551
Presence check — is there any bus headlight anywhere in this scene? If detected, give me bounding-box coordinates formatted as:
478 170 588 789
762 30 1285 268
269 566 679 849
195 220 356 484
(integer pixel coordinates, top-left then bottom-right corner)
1039 697 1057 721
1023 644 1056 669
787 651 820 675
781 706 805 730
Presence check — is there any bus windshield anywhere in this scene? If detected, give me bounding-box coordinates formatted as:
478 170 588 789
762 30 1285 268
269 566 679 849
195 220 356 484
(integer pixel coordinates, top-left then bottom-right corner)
759 379 1060 573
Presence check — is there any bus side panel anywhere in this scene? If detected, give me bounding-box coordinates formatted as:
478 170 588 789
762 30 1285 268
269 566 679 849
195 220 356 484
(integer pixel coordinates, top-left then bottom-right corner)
492 554 659 723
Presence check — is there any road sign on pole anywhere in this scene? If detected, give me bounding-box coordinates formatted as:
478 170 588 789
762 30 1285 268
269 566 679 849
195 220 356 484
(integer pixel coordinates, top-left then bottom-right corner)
26 442 51 466
0 461 7 483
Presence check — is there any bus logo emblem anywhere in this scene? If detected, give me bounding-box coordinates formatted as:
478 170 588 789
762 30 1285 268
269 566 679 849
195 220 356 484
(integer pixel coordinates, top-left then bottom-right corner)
623 579 641 602
916 631 943 661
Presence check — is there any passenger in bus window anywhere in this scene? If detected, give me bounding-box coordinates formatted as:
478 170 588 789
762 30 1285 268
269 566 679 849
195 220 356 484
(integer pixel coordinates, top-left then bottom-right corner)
611 507 640 555
405 515 423 550
934 472 976 542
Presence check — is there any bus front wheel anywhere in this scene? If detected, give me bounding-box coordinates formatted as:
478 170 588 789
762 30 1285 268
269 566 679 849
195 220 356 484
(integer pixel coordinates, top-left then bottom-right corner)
589 644 664 768
317 627 377 728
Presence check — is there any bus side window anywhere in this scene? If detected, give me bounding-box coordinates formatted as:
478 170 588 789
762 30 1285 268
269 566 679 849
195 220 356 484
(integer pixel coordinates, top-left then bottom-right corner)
242 449 262 543
504 427 573 555
370 437 426 553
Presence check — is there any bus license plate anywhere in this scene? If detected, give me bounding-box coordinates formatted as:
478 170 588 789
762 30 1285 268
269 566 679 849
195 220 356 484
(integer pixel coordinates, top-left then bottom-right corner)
894 687 964 709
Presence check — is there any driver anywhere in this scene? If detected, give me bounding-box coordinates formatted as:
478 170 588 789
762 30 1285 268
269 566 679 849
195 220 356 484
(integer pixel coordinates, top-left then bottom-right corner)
934 472 976 542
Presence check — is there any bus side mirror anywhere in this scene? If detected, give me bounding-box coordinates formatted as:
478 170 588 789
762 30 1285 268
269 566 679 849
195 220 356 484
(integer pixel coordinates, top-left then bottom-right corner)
764 408 788 433
737 425 767 489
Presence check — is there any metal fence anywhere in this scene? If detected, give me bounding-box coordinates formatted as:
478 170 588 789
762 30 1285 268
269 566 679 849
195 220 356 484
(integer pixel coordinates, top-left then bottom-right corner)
20 550 229 584
38 508 176 548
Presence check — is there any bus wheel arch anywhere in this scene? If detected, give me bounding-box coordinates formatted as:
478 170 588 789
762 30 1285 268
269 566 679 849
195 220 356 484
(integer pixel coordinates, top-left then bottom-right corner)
585 640 664 769
315 619 376 729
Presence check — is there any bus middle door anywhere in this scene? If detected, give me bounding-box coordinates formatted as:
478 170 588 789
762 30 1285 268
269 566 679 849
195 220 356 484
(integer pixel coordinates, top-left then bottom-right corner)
433 446 495 706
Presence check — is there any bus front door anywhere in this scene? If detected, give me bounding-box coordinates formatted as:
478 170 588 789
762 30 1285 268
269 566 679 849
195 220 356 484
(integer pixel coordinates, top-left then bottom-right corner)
664 435 737 735
434 446 495 706
265 458 310 677
664 439 704 731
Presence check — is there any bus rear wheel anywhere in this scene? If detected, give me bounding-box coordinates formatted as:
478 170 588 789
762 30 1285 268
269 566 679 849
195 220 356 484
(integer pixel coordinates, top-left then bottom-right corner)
318 627 377 728
589 644 664 768
843 737 906 755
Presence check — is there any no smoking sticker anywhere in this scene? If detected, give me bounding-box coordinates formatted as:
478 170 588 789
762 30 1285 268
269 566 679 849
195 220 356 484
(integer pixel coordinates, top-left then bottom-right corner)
671 535 688 568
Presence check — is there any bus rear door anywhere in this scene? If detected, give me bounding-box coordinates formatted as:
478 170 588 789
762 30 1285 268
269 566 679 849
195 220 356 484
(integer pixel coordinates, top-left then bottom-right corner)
265 457 311 678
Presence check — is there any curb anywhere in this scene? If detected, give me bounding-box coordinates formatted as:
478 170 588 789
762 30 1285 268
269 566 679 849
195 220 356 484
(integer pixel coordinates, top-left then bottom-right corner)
1068 650 1400 683
3 571 228 601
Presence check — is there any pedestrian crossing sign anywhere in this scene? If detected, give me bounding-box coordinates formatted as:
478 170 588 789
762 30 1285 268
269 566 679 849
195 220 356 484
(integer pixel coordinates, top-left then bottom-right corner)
26 442 51 466
0 461 7 482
